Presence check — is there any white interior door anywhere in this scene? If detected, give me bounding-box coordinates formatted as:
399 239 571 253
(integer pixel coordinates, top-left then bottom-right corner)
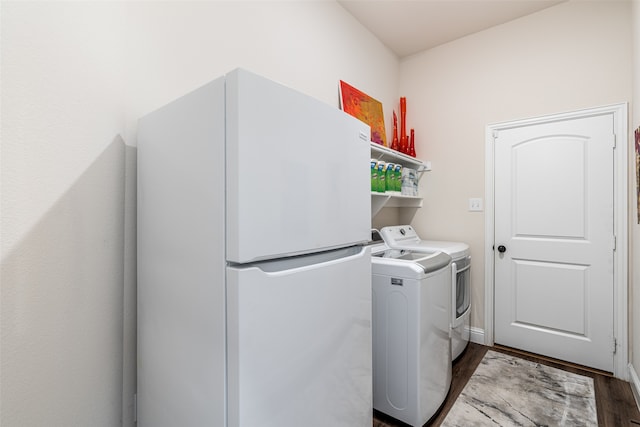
493 112 615 372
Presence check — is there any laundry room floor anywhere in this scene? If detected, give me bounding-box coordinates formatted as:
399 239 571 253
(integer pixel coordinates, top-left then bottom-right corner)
372 342 640 427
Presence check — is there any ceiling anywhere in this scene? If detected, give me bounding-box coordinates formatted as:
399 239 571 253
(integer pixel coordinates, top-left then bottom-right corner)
338 0 567 58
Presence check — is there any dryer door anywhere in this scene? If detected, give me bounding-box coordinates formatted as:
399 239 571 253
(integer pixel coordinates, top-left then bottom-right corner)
452 256 471 328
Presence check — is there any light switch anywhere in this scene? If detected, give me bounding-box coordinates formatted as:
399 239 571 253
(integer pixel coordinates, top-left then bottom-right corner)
469 198 483 212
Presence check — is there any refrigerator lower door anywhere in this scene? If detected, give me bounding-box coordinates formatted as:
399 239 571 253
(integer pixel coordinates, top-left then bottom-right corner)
226 246 372 427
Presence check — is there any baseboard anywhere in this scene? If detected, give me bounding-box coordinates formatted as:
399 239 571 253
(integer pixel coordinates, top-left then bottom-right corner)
469 326 485 345
628 363 640 412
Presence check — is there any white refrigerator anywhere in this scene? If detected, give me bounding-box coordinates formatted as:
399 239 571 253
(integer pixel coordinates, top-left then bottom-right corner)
137 69 372 426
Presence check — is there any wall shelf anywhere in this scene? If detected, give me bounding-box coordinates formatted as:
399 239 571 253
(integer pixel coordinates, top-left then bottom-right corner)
370 143 431 175
371 192 423 217
370 142 430 216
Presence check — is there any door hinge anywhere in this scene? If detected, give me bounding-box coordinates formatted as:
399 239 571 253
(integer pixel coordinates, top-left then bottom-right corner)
613 337 618 355
134 393 137 423
612 134 617 149
493 129 499 139
613 235 617 251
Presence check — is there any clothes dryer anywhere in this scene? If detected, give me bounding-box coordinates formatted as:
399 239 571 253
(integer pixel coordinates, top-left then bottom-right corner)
380 225 471 360
369 234 452 427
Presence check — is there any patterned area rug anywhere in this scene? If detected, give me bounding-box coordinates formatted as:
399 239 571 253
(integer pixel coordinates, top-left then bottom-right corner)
441 350 597 426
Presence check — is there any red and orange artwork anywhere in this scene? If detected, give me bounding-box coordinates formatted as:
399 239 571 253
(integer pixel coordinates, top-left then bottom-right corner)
339 80 387 146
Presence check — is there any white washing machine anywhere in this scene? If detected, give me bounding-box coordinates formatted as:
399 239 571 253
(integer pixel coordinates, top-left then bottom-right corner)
380 225 471 361
369 233 452 427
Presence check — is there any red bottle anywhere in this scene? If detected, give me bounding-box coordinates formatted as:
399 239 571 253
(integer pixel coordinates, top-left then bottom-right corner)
409 129 416 157
399 97 408 154
391 111 399 151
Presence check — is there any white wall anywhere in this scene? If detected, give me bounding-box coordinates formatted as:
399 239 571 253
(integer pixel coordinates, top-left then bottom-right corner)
399 0 632 332
1 2 127 426
1 1 398 426
124 1 399 145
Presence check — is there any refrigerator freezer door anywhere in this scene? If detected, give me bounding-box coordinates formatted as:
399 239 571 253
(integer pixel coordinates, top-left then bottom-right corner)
226 69 371 263
226 246 372 427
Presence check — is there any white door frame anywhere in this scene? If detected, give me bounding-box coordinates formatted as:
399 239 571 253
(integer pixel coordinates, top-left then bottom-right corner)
484 103 628 379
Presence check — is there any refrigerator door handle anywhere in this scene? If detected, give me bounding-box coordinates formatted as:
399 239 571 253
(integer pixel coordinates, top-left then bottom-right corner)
234 245 369 276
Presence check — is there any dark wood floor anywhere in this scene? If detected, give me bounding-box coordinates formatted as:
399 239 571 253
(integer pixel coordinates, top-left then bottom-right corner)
373 342 640 427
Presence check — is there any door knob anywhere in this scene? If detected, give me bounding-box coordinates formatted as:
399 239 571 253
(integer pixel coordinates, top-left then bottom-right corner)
497 245 506 253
